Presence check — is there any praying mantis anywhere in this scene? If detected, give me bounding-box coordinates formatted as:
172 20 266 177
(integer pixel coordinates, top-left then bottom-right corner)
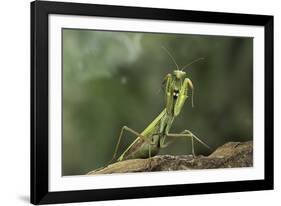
110 48 210 163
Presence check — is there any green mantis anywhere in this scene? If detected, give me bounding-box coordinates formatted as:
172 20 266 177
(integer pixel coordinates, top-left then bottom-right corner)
110 48 210 163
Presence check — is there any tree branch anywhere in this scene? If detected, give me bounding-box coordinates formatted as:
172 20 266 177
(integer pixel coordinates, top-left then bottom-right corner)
87 141 253 175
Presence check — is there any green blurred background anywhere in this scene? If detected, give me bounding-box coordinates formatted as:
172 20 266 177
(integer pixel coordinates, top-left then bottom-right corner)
62 29 253 176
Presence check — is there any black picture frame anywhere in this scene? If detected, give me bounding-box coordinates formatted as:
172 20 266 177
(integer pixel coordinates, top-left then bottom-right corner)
31 0 274 204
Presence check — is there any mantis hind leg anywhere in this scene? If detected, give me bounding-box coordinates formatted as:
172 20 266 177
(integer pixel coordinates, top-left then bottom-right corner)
165 130 210 156
109 126 153 164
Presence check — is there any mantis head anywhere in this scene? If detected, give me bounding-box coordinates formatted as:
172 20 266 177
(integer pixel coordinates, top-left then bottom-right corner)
173 70 186 79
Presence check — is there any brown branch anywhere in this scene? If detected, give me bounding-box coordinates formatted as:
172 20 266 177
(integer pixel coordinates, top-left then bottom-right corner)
87 141 253 175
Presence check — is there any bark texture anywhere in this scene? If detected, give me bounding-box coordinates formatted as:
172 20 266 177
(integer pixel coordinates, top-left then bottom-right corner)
87 141 253 175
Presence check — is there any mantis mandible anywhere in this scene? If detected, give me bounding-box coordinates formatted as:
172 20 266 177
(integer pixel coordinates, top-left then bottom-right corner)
110 48 210 163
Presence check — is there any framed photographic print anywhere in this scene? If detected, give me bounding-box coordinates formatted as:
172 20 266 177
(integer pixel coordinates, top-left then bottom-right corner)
31 0 274 204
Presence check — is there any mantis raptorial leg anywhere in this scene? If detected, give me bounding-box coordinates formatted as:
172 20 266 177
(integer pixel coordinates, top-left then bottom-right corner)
110 126 154 163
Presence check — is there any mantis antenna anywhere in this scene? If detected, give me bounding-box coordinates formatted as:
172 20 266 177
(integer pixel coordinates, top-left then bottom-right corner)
181 57 204 71
162 46 179 70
